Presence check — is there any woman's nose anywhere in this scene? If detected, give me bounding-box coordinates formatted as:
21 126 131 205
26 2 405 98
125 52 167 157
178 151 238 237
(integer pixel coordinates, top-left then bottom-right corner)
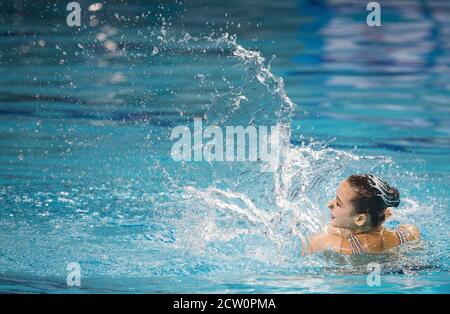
327 201 334 209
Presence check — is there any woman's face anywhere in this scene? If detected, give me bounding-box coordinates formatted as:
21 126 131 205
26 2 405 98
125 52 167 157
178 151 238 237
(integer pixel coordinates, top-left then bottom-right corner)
328 179 358 228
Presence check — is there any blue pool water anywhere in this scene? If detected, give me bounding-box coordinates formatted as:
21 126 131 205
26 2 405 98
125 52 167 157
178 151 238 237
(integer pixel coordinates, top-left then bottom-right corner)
0 0 449 293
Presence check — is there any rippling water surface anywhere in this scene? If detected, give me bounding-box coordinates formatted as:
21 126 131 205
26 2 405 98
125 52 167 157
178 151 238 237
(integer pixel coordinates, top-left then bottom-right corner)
0 0 449 293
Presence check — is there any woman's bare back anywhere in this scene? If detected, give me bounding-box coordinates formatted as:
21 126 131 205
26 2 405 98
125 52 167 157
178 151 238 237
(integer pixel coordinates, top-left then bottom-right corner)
307 224 420 255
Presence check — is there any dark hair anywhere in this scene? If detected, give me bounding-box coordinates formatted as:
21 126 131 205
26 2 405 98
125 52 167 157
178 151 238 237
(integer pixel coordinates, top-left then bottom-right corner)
347 174 400 227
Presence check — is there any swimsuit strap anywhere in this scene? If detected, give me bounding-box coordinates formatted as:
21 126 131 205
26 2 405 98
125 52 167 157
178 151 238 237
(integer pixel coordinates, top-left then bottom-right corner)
347 233 366 254
395 228 410 245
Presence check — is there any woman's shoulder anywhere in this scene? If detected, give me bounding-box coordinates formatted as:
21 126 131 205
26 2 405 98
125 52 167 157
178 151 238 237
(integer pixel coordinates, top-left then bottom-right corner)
397 224 420 241
384 224 420 240
306 229 346 254
382 224 420 249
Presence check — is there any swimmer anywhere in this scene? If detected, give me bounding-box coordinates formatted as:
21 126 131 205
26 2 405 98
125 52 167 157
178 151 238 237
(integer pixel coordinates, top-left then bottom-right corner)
306 174 420 255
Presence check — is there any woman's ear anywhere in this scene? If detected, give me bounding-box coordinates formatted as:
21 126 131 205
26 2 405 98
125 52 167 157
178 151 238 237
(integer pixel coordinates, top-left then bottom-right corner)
354 214 367 227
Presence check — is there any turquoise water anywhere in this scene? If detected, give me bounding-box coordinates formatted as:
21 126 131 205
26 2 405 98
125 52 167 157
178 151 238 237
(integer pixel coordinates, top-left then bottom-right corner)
0 0 449 293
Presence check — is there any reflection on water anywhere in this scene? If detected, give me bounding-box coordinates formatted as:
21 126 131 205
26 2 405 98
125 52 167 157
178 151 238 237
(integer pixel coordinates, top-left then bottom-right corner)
287 0 450 157
0 0 449 293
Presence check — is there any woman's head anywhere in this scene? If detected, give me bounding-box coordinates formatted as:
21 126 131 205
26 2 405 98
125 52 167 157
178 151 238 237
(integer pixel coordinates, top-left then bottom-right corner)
328 174 400 231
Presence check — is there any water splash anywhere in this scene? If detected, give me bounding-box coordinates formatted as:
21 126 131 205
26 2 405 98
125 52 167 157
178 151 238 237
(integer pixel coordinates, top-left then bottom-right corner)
160 32 395 264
